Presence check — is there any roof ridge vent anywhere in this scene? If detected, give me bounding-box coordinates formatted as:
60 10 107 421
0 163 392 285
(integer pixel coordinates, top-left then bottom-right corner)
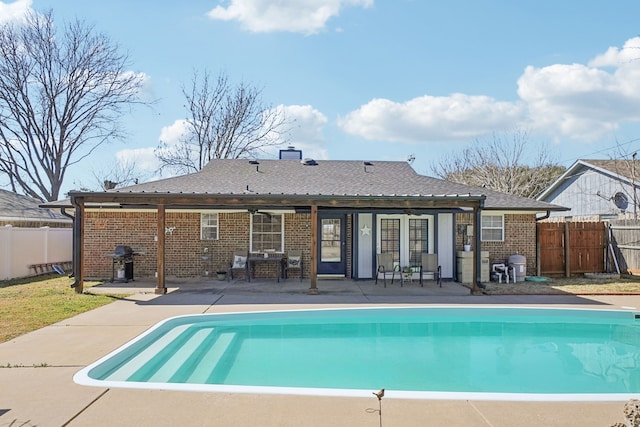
301 158 317 166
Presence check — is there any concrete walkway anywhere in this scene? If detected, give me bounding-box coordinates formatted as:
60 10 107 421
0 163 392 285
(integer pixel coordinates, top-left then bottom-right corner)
1 278 639 426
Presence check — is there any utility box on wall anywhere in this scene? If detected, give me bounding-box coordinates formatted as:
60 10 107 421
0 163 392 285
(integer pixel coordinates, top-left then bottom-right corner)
456 251 489 283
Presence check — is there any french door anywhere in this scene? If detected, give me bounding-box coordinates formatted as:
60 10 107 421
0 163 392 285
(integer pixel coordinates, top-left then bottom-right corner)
377 215 433 267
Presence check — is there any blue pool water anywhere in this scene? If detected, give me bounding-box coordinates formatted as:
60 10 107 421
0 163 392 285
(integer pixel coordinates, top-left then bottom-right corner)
73 307 640 401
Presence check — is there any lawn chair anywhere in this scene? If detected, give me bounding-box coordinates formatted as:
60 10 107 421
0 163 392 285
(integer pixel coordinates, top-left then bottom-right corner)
375 253 399 287
420 253 442 287
284 250 303 281
228 249 248 281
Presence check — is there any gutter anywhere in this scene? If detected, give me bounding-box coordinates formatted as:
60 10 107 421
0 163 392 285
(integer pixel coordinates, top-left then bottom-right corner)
535 211 551 221
60 207 75 221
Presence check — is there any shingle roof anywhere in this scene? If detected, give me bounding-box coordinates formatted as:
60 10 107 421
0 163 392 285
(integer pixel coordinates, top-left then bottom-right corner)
581 159 637 181
110 159 565 211
0 189 70 222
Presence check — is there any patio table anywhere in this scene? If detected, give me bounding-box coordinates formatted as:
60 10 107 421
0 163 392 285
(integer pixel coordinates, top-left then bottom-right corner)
247 256 283 282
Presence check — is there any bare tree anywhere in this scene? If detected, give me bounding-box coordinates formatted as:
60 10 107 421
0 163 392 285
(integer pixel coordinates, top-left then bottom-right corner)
0 10 146 201
69 159 148 191
155 69 288 174
430 130 565 199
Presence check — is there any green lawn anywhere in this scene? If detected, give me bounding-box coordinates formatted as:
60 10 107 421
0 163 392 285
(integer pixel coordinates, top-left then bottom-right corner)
0 274 125 343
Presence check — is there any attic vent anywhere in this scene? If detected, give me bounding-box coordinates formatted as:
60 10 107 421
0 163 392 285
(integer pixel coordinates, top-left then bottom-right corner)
249 160 260 172
301 158 317 166
363 161 373 172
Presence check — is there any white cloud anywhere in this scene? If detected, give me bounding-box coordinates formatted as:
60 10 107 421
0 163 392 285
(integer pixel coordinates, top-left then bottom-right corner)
518 54 640 141
158 119 189 146
280 104 329 159
115 147 160 172
260 104 329 159
340 37 640 145
588 37 640 68
338 94 525 143
207 0 373 35
0 0 31 24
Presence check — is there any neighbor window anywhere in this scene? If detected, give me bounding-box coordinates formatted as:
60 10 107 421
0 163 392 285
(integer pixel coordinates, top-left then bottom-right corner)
481 214 504 242
200 213 219 240
251 213 283 252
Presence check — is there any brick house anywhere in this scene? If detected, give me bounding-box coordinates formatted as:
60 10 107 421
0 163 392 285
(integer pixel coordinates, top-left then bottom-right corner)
46 155 566 294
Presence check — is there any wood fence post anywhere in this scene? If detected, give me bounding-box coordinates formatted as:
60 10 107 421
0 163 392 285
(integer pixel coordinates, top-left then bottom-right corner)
564 221 571 277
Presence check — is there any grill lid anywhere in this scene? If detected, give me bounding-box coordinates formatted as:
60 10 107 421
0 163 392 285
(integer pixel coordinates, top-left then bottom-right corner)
114 245 133 256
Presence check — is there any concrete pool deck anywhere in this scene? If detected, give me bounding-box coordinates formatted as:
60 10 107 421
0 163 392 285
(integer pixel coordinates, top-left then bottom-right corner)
1 278 639 426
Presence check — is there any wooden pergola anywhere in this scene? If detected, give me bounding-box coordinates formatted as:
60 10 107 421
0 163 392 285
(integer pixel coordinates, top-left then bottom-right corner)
67 191 487 295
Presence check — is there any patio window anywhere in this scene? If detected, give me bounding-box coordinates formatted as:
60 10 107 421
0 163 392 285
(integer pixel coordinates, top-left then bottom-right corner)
251 213 283 252
409 218 429 266
380 218 400 265
481 214 504 242
200 213 218 240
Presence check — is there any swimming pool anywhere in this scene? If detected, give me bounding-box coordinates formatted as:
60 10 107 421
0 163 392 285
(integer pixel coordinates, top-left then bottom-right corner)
73 307 640 401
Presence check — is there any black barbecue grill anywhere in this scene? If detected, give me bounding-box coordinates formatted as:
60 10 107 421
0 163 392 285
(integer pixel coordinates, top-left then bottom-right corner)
106 245 137 283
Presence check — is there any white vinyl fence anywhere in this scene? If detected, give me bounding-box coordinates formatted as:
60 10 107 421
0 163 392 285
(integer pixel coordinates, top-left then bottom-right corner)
0 225 72 280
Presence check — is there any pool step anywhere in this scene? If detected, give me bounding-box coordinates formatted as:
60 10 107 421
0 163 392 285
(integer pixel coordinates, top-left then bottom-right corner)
104 326 236 383
148 328 214 382
105 324 191 382
186 332 236 383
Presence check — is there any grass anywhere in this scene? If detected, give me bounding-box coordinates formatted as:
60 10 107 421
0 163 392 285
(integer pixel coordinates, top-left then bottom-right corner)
483 274 640 295
0 274 126 343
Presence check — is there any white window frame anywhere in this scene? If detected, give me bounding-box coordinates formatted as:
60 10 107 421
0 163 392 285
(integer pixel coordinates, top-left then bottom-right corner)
200 212 219 240
481 214 504 242
250 213 284 253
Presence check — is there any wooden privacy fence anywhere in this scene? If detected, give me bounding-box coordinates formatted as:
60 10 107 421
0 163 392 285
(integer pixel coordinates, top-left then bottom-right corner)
537 221 607 277
608 219 640 275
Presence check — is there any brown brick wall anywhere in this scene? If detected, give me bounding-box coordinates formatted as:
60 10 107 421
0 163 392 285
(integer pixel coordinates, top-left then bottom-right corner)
84 211 313 280
455 213 537 275
85 210 537 280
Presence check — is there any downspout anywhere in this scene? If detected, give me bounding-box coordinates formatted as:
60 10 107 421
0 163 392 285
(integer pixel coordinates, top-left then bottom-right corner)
535 211 551 276
60 207 76 280
70 196 84 293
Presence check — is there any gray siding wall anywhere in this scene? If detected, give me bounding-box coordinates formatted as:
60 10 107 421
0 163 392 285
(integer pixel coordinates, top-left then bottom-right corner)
544 166 635 218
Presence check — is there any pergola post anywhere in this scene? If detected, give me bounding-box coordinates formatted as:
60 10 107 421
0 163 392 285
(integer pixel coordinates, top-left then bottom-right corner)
471 205 484 295
308 204 318 294
155 204 167 294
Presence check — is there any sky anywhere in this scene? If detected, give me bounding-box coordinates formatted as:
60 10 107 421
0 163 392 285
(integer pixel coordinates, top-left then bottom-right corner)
4 0 640 196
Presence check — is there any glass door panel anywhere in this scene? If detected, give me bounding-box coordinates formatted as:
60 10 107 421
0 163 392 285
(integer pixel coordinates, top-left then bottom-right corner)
321 218 341 262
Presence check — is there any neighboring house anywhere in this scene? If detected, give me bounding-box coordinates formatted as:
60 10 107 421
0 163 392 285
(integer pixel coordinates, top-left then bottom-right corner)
537 159 640 221
0 188 71 227
44 153 566 293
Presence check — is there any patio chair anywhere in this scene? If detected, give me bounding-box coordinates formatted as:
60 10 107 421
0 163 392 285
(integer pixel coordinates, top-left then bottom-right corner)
419 253 442 287
228 249 248 281
375 253 399 287
284 250 303 281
